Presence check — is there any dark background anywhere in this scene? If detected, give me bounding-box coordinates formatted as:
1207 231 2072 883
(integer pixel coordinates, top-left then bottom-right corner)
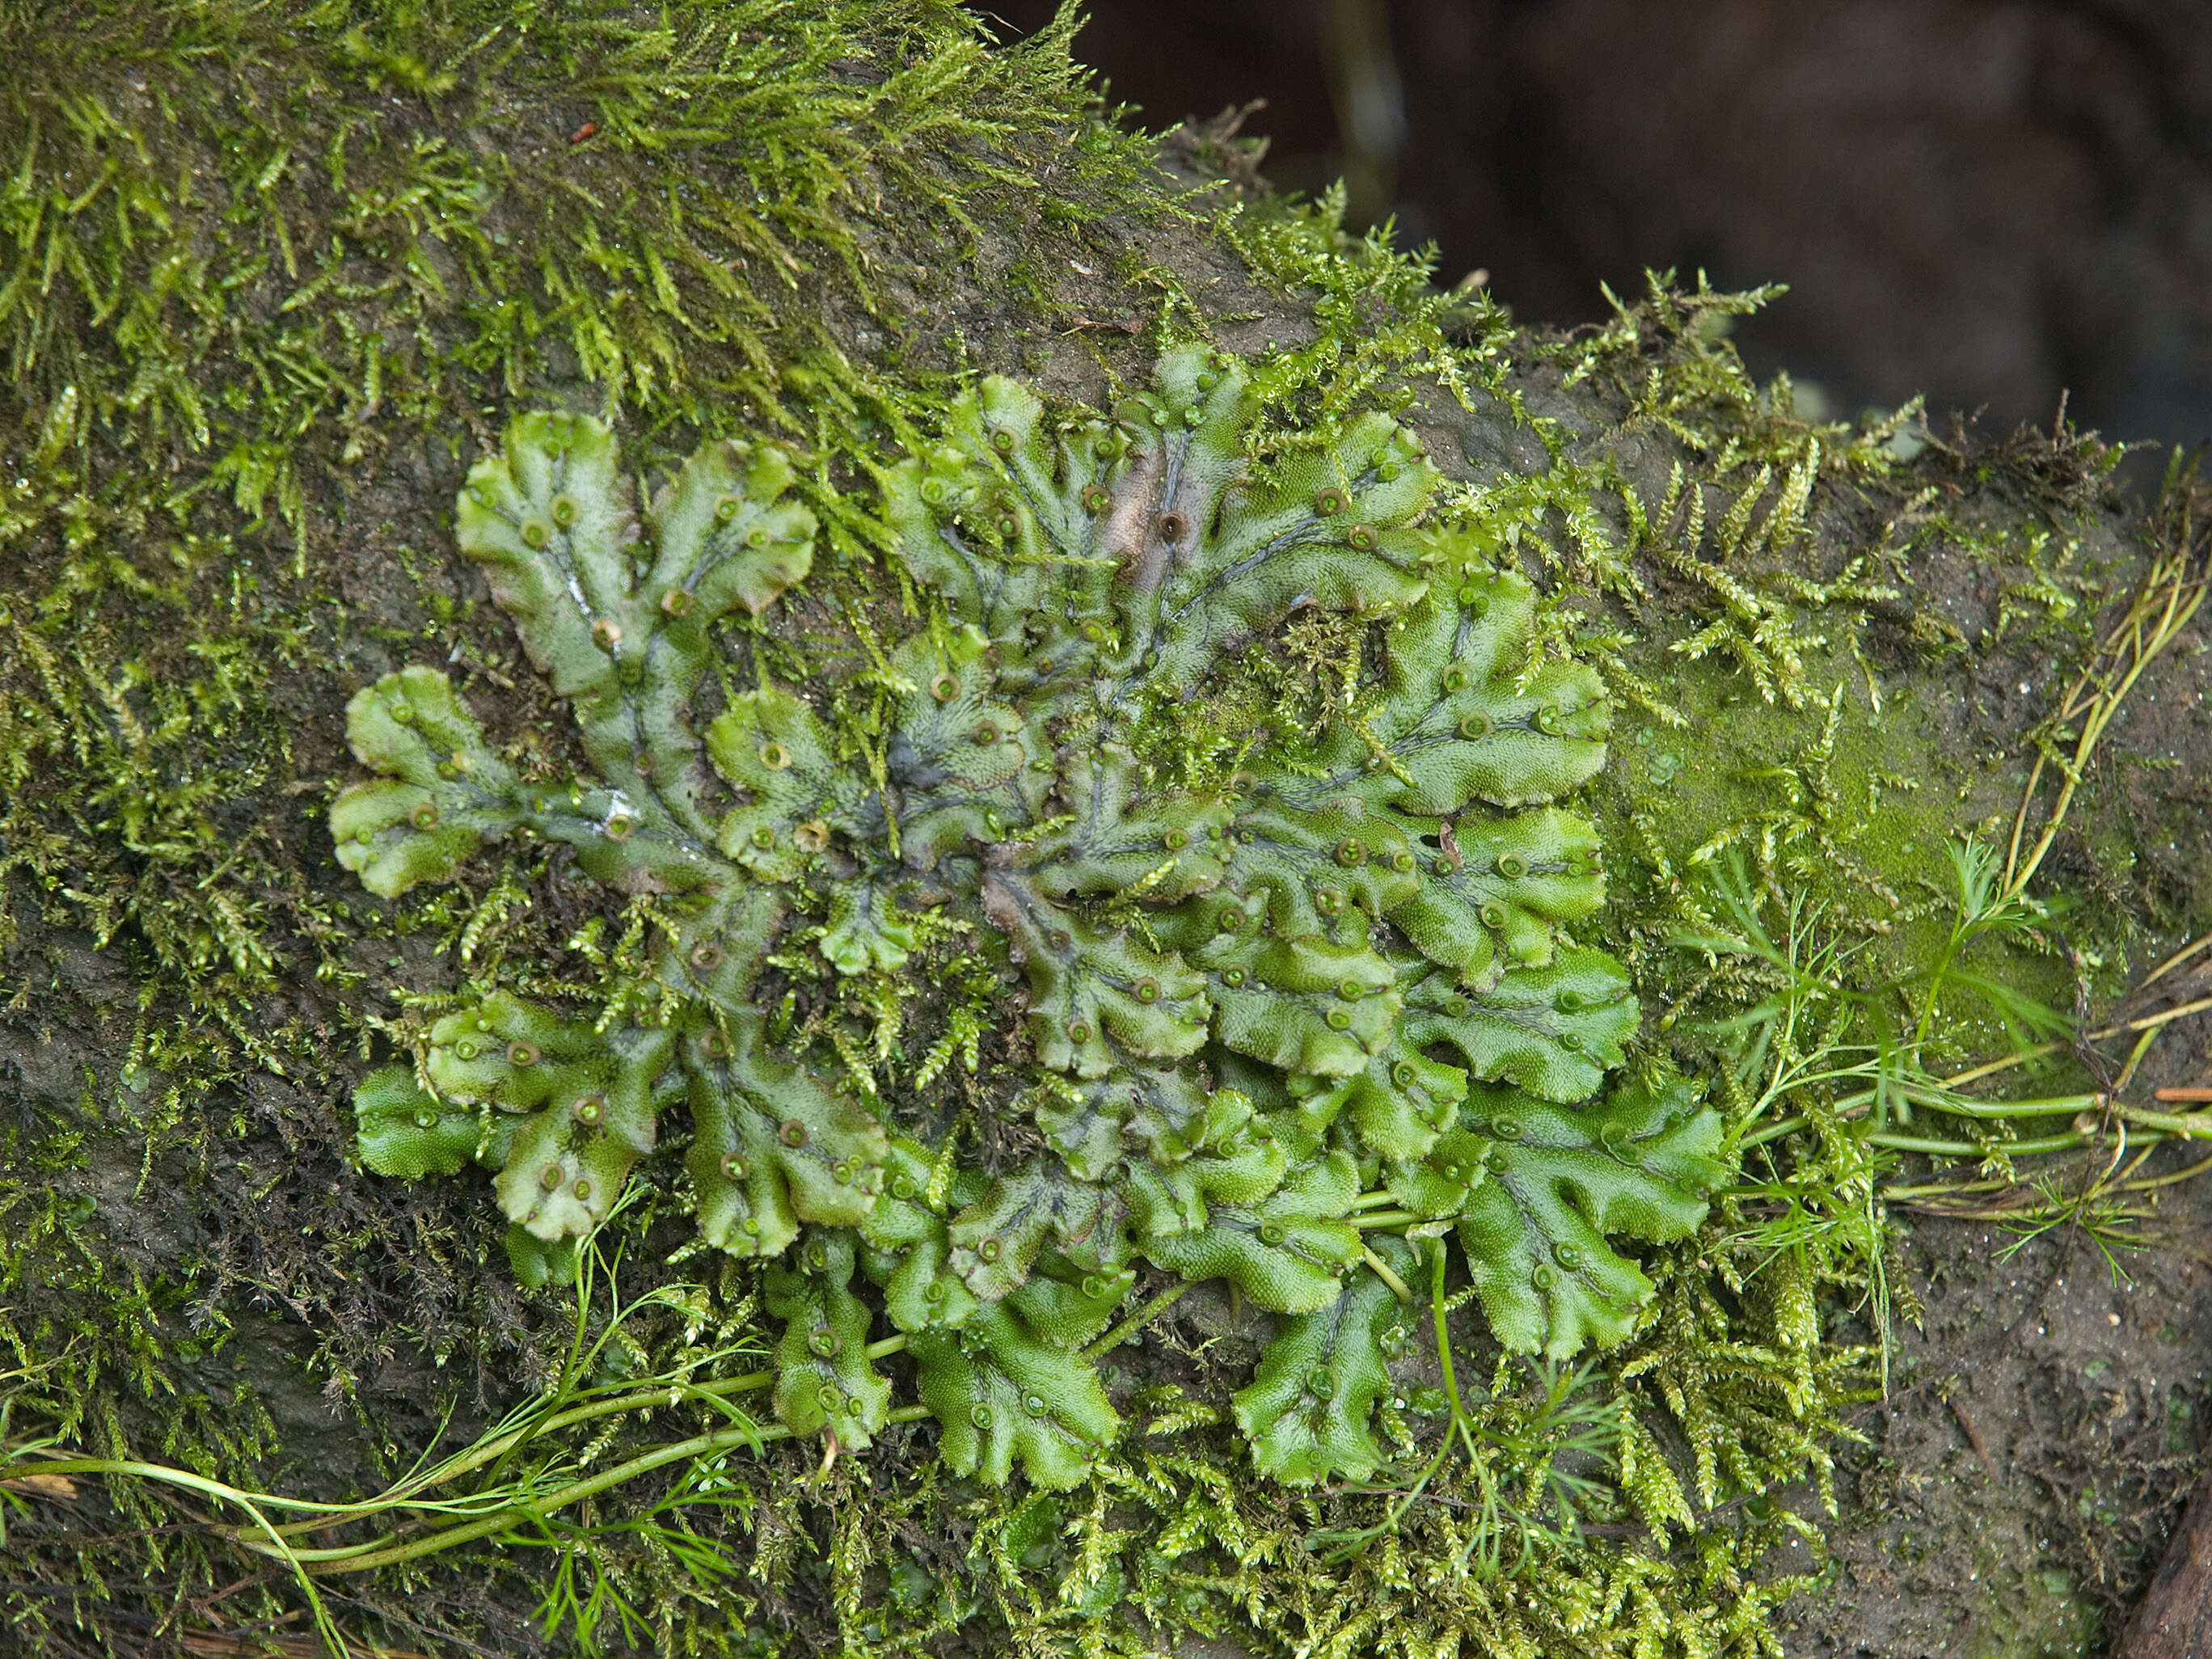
973 0 2212 459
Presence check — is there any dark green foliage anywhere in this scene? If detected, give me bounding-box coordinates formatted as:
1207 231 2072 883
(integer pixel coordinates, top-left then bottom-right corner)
1454 1074 1724 1356
1233 1235 1416 1483
352 1063 477 1180
334 345 1724 1488
0 6 1931 1653
910 1302 1121 1489
767 1229 893 1450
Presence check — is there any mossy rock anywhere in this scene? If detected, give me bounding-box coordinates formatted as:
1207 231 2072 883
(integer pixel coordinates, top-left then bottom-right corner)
4 3 2210 1656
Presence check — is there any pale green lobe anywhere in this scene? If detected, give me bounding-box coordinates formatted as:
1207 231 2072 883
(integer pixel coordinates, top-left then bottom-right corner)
910 1303 1120 1490
426 993 653 1120
707 686 871 881
1137 1150 1361 1313
1027 1066 1211 1183
657 886 785 1008
862 1219 980 1336
1214 793 1419 940
422 992 670 1239
1270 1069 1355 1162
1023 754 1233 903
819 877 917 975
948 1161 1127 1300
333 665 705 905
456 412 815 838
859 1137 981 1333
454 411 636 709
885 376 1060 652
1399 950 1637 1104
684 1011 888 1259
1234 1237 1415 1484
1117 1088 1288 1237
1184 923 1402 1079
1138 1081 1270 1170
1004 1252 1135 1350
886 627 1041 869
503 1225 579 1291
1308 1044 1467 1163
1112 379 1436 694
1387 806 1606 987
1315 580 1609 816
330 667 521 897
1454 1074 1724 1357
979 874 1209 1076
352 1064 478 1180
767 1230 893 1450
643 433 815 619
1383 1125 1494 1219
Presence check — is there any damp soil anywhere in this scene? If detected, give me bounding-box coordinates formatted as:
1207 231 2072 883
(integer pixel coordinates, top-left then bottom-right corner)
1779 530 2212 1659
8 81 2212 1656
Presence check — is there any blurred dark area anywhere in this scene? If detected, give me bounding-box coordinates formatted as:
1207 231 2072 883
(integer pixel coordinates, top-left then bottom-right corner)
974 0 2212 458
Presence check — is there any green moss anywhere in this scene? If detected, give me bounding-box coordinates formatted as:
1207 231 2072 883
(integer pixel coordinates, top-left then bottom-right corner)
332 344 1729 1495
0 7 2187 1657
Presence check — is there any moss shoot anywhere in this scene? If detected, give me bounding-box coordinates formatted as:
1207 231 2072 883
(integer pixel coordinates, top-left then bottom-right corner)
2 6 2204 1658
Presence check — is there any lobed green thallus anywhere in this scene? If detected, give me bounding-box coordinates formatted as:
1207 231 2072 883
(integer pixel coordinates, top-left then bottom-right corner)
334 347 1724 1490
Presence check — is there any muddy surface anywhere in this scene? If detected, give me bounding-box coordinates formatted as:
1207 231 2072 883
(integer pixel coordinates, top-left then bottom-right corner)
1789 616 2212 1658
6 57 2211 1648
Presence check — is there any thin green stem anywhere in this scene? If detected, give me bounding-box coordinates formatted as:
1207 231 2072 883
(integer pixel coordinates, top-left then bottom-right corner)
1361 1244 1415 1303
1868 1130 2086 1158
256 1335 914 1540
286 1406 935 1577
2003 546 2206 902
1741 1091 2098 1149
1427 1239 1480 1466
6 1456 349 1654
1080 1281 1196 1361
1352 1209 1420 1231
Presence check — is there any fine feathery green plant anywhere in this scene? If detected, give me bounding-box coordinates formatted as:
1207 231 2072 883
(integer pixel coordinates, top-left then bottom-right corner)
331 343 1727 1490
4 1184 775 1655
